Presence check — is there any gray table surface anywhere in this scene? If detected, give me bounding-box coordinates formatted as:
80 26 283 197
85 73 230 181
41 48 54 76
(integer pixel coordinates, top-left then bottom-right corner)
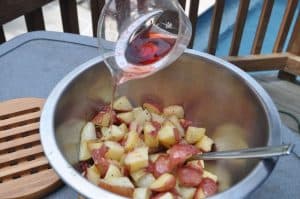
0 31 299 199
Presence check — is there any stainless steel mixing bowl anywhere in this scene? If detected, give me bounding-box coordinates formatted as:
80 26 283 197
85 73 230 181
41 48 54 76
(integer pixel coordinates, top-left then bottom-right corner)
40 50 281 199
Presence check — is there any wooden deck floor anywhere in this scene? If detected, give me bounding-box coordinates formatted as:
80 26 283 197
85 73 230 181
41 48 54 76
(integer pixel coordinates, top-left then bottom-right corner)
252 72 300 133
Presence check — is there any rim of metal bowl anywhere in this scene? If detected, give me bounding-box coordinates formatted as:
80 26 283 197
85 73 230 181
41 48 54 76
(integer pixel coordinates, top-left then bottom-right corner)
40 49 281 199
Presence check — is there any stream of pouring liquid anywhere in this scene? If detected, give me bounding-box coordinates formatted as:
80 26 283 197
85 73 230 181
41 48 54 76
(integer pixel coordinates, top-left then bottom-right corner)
108 27 176 124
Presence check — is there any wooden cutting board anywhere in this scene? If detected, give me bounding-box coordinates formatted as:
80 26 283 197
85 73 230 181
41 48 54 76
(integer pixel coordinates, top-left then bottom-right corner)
0 98 62 199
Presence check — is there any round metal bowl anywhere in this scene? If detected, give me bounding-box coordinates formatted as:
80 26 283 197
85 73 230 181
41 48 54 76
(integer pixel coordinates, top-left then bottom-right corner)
40 50 281 199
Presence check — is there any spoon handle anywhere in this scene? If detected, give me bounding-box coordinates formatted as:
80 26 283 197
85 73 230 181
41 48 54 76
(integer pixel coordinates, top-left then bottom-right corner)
190 144 294 161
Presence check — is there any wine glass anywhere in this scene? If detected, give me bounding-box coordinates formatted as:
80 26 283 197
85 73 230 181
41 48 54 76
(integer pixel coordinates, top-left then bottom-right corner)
97 0 192 84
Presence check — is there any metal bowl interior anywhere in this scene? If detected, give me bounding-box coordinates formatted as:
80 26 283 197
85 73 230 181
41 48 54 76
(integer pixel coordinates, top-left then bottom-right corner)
40 50 281 199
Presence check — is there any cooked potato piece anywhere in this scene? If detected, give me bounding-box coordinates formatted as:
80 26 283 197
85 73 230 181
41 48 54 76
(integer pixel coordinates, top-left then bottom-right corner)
131 169 147 183
109 125 125 141
143 102 162 114
168 115 185 137
79 122 97 160
104 141 125 161
158 122 178 148
136 173 156 188
133 188 151 199
203 170 218 182
133 107 151 126
113 96 133 111
179 186 196 199
86 165 100 185
117 112 134 124
87 140 103 153
185 126 206 144
99 177 134 197
144 122 159 148
119 123 129 134
104 164 122 180
150 173 176 192
196 135 214 152
163 105 184 119
152 192 175 199
125 130 140 151
151 112 165 124
124 147 149 172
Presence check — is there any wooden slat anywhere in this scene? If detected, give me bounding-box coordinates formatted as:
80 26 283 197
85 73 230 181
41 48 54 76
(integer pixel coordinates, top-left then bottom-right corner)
0 169 61 199
179 0 186 9
25 8 45 32
226 53 288 71
0 111 40 128
188 0 200 48
273 0 298 52
207 0 225 55
0 134 40 151
287 12 300 55
0 145 43 165
0 0 53 25
0 156 48 179
229 0 250 56
286 53 300 74
0 26 5 44
251 0 274 54
59 0 79 34
0 122 39 139
90 0 105 37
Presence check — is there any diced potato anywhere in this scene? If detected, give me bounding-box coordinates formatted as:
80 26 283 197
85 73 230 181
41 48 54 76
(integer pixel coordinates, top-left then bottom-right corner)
158 122 177 148
79 122 97 160
185 127 206 144
87 140 103 153
143 102 162 114
133 107 151 126
86 164 100 185
99 177 134 197
104 141 125 161
104 164 122 180
144 122 159 148
196 135 214 152
136 173 156 188
186 160 205 170
125 130 140 151
203 170 218 182
113 96 133 111
92 111 111 127
124 147 149 172
151 113 165 124
149 153 163 162
101 127 111 140
194 188 206 199
131 169 147 183
119 123 129 134
110 125 125 141
179 187 196 199
150 173 176 192
117 112 134 124
163 105 184 119
81 122 97 141
133 188 151 199
168 115 185 137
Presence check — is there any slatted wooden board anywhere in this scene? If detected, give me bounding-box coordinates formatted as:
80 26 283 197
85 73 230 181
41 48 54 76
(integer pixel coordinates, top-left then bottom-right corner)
0 98 61 199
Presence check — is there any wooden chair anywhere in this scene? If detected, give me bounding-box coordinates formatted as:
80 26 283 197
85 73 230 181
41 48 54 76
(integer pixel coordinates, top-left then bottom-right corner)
0 0 299 81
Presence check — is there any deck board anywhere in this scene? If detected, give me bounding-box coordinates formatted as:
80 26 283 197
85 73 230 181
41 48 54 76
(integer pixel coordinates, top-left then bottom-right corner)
253 72 300 132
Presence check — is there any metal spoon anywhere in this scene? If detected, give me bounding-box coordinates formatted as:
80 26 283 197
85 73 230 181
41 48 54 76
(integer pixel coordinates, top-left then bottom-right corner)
189 144 294 161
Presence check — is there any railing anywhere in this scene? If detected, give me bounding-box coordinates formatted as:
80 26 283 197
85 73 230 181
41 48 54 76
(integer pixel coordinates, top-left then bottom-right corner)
0 0 299 80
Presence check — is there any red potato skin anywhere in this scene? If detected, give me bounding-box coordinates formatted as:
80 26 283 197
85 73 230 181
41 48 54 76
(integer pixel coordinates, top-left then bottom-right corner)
152 121 162 131
177 167 202 187
167 144 199 167
186 161 204 173
153 155 173 178
92 145 109 177
98 181 134 198
180 119 192 130
196 178 218 198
